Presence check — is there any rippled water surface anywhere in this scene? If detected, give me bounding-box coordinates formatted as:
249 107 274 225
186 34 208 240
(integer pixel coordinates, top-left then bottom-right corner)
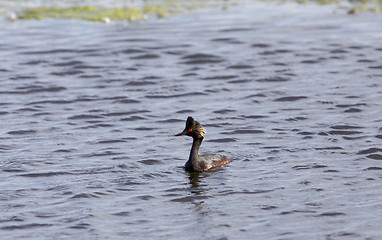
1 2 382 239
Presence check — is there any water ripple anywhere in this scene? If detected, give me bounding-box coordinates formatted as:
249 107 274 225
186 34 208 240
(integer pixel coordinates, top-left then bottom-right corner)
1 3 382 240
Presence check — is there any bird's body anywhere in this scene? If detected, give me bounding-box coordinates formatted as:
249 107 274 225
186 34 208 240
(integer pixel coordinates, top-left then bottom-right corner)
185 153 231 172
176 116 231 172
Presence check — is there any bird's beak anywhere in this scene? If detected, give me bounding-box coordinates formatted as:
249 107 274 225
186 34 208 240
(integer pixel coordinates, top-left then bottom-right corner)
175 129 187 136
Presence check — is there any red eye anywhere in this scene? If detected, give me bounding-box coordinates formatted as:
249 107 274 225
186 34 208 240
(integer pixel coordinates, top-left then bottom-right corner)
188 129 192 132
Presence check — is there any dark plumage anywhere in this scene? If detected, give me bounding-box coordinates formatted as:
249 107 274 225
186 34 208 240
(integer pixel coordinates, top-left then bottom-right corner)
175 116 231 172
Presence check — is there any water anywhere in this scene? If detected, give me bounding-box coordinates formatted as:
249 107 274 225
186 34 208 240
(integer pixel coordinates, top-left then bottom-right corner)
1 2 382 239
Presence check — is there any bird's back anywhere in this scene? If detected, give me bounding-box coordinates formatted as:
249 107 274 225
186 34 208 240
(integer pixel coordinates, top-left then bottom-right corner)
185 153 230 172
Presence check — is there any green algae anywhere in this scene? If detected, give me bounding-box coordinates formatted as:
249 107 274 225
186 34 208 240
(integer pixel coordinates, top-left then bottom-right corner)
346 0 382 13
18 5 167 21
16 0 226 21
14 0 382 21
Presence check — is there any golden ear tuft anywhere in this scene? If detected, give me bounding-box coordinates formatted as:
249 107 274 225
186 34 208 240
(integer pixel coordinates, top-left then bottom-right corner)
194 120 206 137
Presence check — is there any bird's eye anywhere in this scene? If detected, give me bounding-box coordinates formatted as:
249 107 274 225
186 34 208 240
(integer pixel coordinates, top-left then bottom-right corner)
188 129 192 132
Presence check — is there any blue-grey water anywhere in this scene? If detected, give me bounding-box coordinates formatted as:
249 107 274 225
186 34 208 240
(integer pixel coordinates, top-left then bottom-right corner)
1 2 382 239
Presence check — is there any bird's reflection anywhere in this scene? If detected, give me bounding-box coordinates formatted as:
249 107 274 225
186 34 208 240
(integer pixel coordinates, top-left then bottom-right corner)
188 171 211 195
188 172 201 188
183 169 228 238
185 171 213 238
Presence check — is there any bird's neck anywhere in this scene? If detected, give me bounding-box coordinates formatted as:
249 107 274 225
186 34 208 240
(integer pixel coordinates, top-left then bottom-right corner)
189 137 203 162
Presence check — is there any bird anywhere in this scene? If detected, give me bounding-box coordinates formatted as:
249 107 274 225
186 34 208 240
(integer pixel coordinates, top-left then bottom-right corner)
175 116 230 172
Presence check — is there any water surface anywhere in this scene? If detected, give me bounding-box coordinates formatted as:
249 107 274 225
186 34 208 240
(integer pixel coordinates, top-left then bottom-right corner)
1 2 382 240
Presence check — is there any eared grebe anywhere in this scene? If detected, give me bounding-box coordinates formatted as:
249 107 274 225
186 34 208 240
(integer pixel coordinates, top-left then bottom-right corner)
175 116 231 172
